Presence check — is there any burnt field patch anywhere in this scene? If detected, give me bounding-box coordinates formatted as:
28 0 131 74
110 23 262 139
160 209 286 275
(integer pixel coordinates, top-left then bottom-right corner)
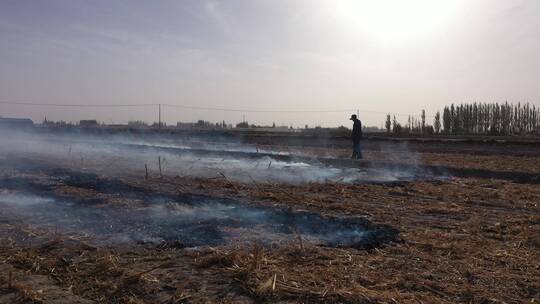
0 144 539 303
0 163 399 250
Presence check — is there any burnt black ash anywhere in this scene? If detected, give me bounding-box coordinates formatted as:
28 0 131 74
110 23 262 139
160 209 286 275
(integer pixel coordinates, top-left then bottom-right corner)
0 162 399 250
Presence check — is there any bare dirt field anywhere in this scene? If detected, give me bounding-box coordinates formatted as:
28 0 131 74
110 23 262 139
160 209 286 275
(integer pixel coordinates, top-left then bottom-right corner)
0 130 539 303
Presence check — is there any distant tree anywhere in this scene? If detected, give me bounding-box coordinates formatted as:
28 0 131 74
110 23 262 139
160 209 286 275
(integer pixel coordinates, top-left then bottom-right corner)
436 102 540 135
151 121 166 128
236 121 249 128
451 104 460 134
442 106 450 133
421 109 426 133
434 111 441 134
335 125 350 136
392 116 402 134
383 102 540 136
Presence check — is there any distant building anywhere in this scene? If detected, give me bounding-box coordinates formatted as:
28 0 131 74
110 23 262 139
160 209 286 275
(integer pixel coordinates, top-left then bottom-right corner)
79 120 99 127
127 120 148 128
177 122 197 129
177 120 224 130
250 126 292 132
108 124 129 129
0 117 34 129
235 121 250 128
234 121 293 132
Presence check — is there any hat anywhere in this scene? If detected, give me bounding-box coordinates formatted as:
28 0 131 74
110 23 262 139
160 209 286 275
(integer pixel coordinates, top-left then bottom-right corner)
350 114 357 120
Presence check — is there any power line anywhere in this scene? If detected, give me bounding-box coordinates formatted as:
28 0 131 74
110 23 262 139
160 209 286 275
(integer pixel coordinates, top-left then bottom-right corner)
0 100 435 117
0 101 356 113
161 103 355 113
0 101 156 107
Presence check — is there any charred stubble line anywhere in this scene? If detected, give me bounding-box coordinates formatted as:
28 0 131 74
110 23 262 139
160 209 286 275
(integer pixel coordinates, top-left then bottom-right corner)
0 129 443 184
2 128 540 186
0 160 399 249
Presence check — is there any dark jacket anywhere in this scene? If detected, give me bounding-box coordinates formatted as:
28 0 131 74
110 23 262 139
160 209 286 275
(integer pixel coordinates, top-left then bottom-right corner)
352 119 362 141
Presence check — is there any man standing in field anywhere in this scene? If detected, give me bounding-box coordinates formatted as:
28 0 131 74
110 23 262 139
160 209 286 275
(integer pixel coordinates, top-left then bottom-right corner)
350 114 363 159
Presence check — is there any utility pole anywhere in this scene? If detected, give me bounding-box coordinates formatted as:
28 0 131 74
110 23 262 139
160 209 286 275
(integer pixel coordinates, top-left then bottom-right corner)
158 104 161 129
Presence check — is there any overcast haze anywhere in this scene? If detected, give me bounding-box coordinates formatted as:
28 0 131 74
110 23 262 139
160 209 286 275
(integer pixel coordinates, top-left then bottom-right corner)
1 0 539 127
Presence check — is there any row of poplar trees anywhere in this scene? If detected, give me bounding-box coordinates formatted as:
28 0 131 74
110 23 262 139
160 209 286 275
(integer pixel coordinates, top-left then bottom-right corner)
385 102 540 135
440 102 540 135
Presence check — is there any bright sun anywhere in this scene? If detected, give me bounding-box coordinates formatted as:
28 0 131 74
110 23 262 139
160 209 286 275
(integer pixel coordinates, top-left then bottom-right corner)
332 0 466 43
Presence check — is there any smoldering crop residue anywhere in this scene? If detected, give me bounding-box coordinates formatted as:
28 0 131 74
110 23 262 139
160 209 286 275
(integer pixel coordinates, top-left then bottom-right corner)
0 186 398 249
0 128 437 184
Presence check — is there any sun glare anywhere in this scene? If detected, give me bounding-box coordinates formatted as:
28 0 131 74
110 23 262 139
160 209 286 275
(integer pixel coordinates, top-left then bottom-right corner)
332 0 466 43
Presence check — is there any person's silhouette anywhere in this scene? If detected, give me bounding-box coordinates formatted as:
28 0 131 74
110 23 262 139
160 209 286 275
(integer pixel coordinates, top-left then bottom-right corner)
350 114 363 159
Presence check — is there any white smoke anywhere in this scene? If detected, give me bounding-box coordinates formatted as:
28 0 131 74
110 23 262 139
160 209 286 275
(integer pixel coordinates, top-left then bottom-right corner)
0 188 397 248
0 127 428 184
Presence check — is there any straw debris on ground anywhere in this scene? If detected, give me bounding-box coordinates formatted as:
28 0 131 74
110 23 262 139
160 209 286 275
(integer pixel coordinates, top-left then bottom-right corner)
0 145 539 303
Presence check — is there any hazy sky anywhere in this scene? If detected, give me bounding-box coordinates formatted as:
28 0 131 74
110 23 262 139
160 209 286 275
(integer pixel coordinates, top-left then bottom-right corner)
1 0 539 127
